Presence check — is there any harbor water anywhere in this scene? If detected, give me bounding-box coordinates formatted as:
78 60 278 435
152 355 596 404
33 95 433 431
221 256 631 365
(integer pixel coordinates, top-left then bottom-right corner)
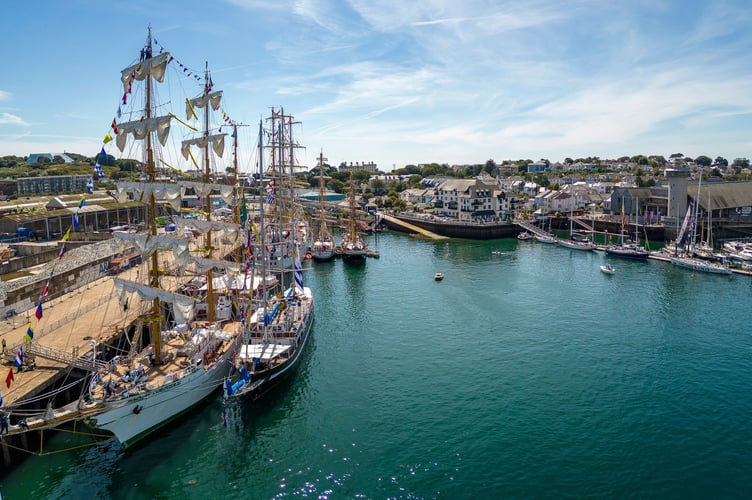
2 232 751 498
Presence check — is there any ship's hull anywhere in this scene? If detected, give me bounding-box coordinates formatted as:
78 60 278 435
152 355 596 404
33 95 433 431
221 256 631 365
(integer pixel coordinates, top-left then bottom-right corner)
311 241 335 262
604 245 649 260
670 256 732 275
88 348 235 448
230 292 314 400
558 240 595 251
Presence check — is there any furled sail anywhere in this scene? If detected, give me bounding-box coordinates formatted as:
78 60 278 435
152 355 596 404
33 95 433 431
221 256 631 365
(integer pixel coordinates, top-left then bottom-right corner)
180 134 227 161
174 217 239 241
114 232 189 260
114 278 195 325
121 52 170 93
186 90 222 119
115 116 172 152
178 180 236 206
115 181 184 211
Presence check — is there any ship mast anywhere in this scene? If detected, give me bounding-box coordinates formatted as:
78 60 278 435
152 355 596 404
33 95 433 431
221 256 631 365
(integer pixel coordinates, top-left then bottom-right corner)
203 62 215 323
144 26 163 365
318 150 328 232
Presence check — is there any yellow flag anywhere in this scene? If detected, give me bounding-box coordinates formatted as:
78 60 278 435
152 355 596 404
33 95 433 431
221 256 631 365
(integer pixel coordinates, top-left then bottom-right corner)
61 227 71 242
103 132 113 144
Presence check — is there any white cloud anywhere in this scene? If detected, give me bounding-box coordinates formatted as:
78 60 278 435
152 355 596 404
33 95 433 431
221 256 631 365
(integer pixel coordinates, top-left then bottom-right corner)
0 113 28 126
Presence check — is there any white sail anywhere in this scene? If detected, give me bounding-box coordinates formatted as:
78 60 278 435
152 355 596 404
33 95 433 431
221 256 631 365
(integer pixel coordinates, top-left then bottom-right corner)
120 52 170 93
115 181 184 210
186 90 222 118
115 115 172 152
113 231 189 260
676 204 693 246
178 180 235 206
180 133 227 161
174 217 239 241
114 278 195 324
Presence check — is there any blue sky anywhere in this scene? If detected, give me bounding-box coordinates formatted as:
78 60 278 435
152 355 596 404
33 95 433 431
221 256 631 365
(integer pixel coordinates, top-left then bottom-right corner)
1 0 751 172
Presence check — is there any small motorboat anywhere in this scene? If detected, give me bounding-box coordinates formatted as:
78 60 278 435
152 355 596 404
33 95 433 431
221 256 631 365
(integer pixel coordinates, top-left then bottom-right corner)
434 272 444 281
600 264 615 275
517 231 532 240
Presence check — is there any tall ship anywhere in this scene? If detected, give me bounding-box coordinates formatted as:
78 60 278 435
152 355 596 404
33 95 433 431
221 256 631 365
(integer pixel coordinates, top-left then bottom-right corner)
224 121 314 400
340 173 368 262
258 108 310 269
79 28 247 447
311 150 335 262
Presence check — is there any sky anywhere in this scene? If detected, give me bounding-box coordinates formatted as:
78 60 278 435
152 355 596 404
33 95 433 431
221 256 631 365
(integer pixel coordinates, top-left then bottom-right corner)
1 0 751 173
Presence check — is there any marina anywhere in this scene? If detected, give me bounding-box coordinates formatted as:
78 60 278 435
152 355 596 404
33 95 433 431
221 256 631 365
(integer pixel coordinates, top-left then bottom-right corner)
2 231 751 498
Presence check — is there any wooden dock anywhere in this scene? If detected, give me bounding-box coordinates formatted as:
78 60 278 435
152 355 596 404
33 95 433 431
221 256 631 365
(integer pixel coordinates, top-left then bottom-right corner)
0 267 145 409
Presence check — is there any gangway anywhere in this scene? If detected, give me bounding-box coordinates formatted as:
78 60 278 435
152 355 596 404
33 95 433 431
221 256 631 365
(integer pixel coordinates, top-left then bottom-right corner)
515 219 555 239
572 217 593 233
378 213 449 240
7 342 107 372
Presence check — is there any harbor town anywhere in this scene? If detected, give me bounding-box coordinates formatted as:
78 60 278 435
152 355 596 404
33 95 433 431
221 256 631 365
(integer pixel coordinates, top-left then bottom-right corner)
1 148 752 467
2 3 752 496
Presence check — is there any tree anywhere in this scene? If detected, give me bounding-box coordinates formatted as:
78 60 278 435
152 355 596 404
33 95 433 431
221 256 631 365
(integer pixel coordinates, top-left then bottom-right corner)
370 178 386 195
327 179 345 194
715 156 728 167
732 158 750 168
669 153 684 159
695 155 712 166
484 159 497 175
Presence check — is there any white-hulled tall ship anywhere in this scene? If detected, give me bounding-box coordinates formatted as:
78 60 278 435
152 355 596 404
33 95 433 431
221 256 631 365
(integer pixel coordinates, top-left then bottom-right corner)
224 121 314 400
80 28 248 447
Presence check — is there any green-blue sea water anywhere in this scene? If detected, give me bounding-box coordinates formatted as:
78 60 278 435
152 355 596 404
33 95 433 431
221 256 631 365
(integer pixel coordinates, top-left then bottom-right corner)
2 232 752 498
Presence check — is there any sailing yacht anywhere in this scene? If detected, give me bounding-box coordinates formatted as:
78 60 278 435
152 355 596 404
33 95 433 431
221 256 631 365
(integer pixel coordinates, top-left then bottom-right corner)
670 172 731 275
558 191 595 251
311 151 335 262
224 121 315 400
340 173 368 262
605 199 648 260
80 29 245 447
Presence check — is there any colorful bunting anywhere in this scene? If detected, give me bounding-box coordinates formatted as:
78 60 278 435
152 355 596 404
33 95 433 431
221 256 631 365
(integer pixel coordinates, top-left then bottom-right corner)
40 282 49 298
86 178 94 192
35 303 43 320
25 324 34 343
61 227 71 242
111 119 118 135
5 368 13 389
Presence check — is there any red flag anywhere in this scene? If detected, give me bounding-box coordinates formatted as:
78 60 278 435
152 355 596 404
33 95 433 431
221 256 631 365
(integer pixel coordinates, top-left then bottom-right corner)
111 118 119 135
35 302 43 320
5 368 13 389
41 282 49 298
